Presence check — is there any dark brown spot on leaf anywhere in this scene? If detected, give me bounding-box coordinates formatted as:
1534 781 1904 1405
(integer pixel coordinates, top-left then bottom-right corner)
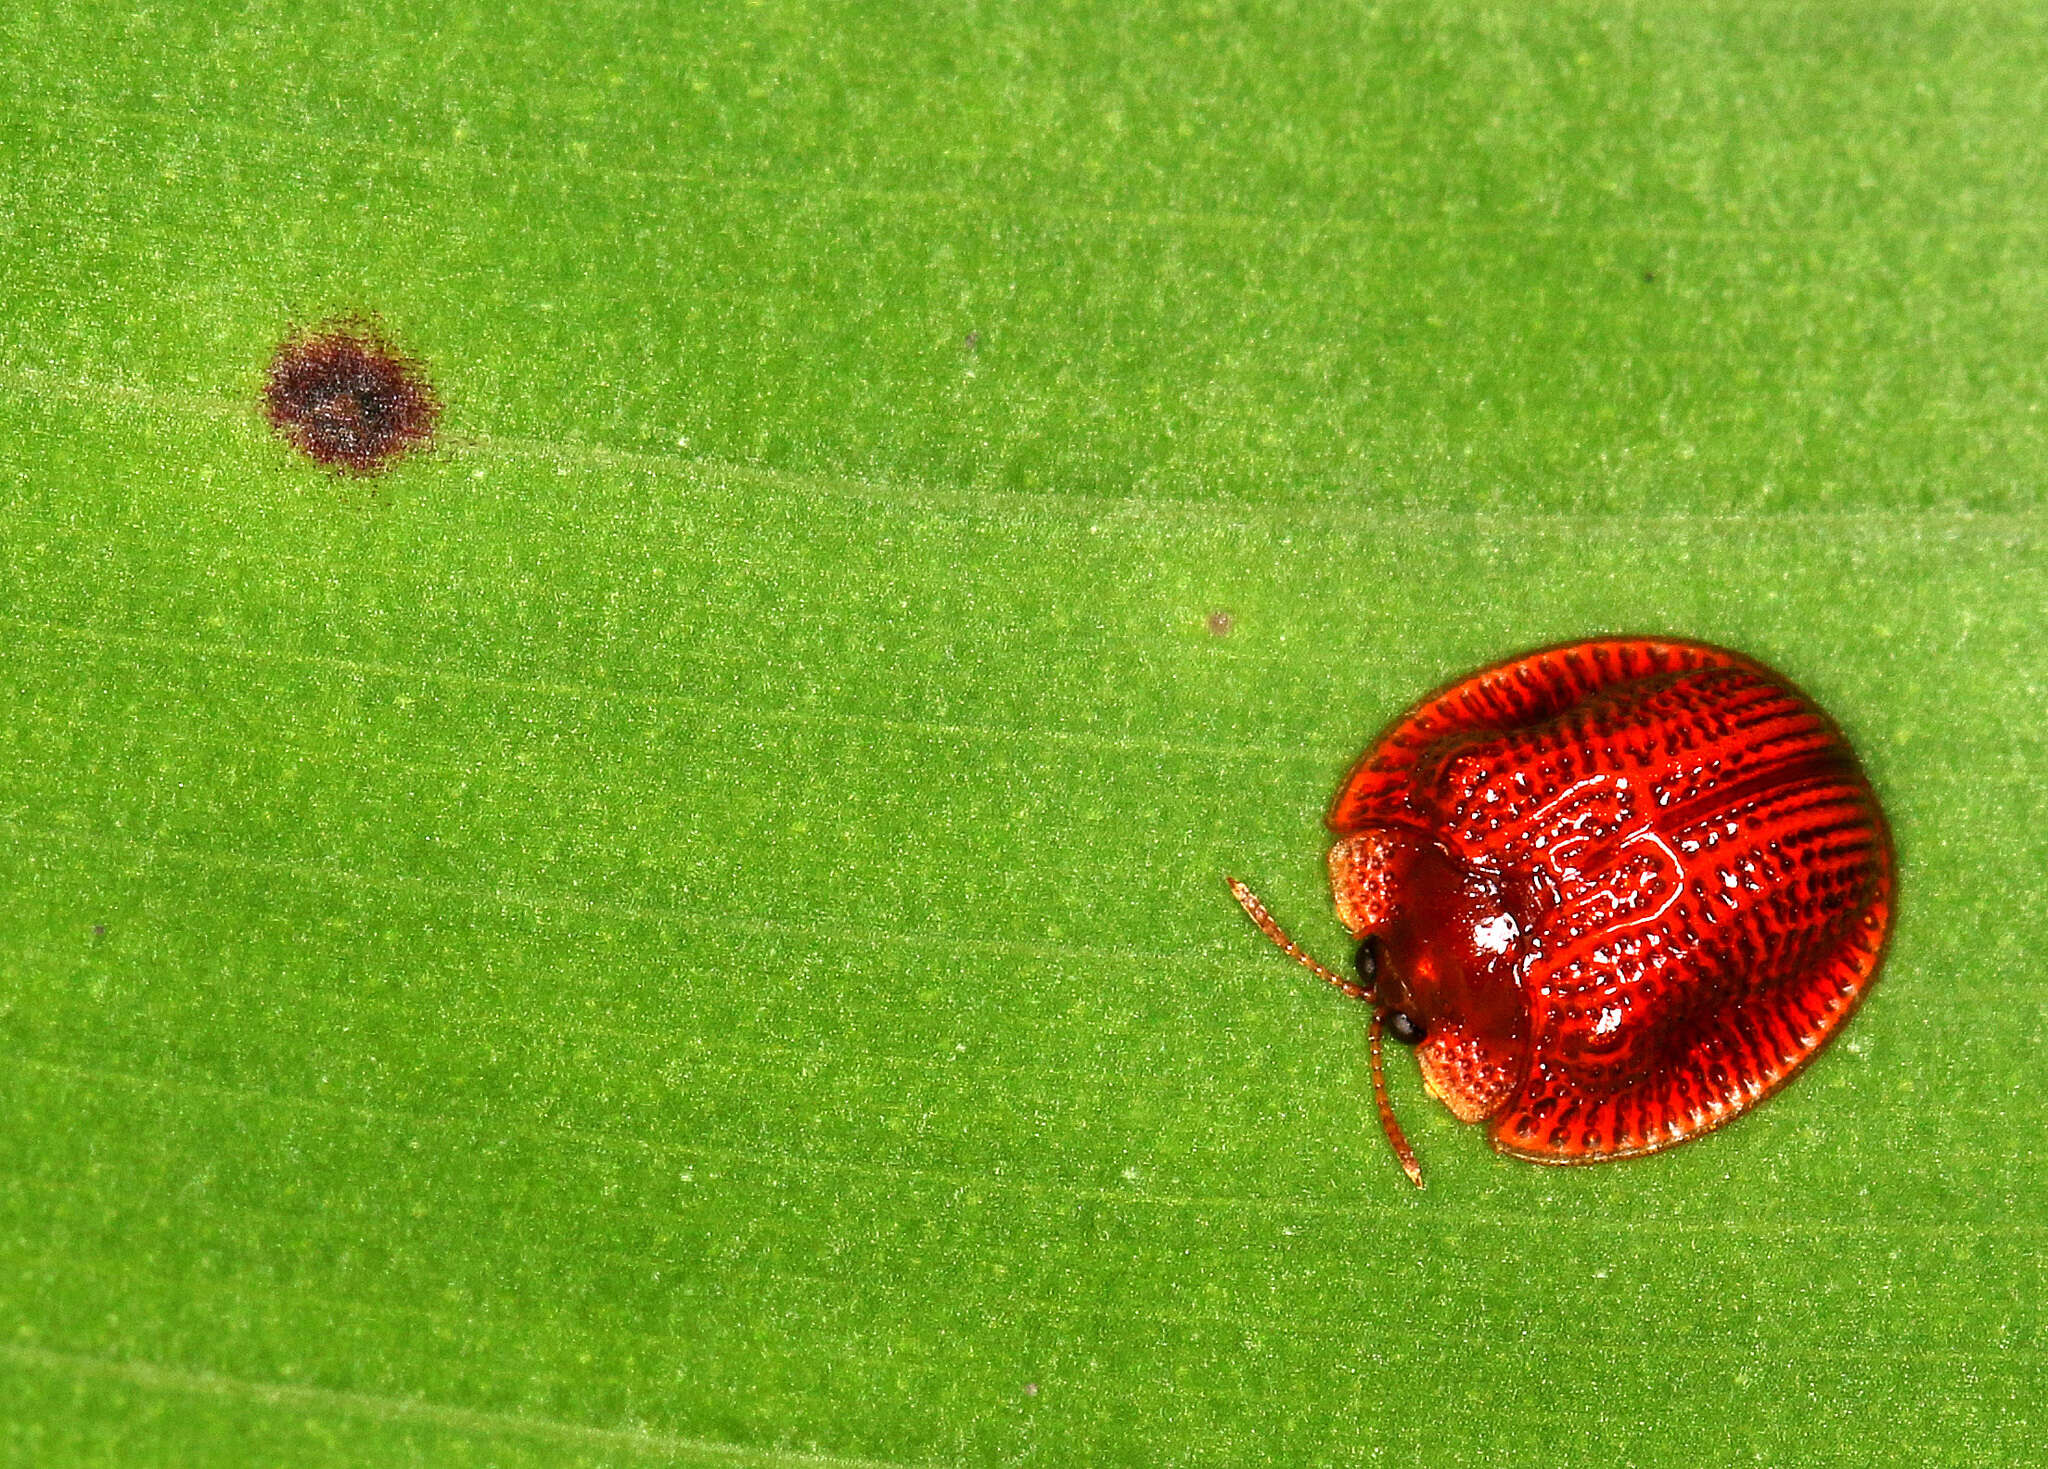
263 315 440 475
1206 610 1234 638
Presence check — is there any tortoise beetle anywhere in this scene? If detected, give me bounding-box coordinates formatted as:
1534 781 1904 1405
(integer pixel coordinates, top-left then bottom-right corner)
1231 638 1894 1187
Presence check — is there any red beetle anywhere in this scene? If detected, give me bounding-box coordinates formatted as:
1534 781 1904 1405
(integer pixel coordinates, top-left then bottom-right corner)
1230 637 1894 1187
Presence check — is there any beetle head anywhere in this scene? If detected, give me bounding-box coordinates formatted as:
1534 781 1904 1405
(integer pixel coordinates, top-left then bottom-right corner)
1328 828 1530 1125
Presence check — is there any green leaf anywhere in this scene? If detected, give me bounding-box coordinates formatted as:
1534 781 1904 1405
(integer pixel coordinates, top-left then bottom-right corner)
3 2 2042 1464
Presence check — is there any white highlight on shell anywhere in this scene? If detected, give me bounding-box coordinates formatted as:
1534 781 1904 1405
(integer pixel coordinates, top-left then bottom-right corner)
1472 913 1520 955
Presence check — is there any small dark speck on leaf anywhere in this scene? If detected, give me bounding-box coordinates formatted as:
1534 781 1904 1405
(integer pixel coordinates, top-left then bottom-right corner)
92 924 106 938
263 314 441 476
964 330 980 353
1641 269 1657 284
1206 610 1234 638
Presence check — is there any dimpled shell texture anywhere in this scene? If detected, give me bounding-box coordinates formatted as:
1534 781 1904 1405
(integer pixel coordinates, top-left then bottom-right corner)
1328 639 1894 1163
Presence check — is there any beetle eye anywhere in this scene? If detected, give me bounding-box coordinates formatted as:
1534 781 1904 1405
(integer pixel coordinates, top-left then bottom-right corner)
1385 1011 1427 1046
1353 936 1378 988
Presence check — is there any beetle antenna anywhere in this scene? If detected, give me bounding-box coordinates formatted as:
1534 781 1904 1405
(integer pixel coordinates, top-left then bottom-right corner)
1369 1011 1426 1189
1224 878 1370 1000
1227 876 1425 1188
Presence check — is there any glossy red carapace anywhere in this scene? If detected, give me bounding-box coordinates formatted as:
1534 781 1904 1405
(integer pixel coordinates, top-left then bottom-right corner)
1230 638 1894 1187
